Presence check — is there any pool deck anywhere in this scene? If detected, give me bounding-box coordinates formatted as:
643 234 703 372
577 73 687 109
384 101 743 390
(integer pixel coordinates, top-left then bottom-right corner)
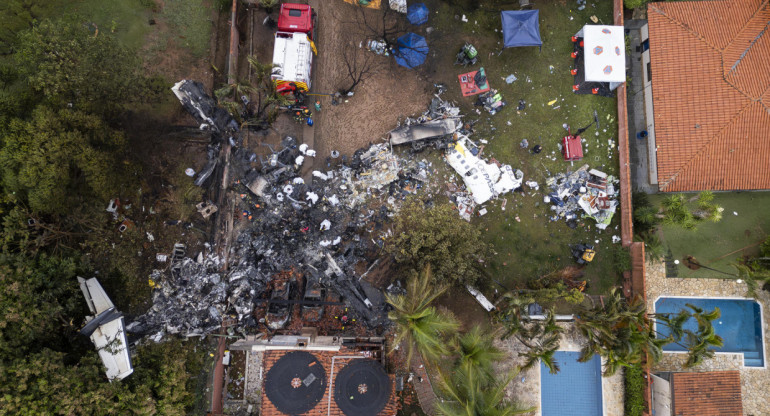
645 260 770 416
495 322 624 416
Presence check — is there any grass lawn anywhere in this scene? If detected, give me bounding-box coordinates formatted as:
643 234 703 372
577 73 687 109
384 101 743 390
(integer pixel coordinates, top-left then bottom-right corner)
60 0 155 49
650 192 770 278
423 0 622 294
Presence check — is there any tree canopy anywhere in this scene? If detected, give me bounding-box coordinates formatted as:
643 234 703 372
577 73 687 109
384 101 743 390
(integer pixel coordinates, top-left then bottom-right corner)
387 198 492 286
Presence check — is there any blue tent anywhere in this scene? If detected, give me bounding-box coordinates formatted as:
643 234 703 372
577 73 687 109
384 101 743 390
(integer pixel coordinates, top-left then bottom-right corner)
501 10 542 49
394 33 429 69
407 3 429 25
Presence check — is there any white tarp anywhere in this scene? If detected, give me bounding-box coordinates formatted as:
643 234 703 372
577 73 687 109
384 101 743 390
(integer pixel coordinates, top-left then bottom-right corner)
445 135 523 205
580 25 626 83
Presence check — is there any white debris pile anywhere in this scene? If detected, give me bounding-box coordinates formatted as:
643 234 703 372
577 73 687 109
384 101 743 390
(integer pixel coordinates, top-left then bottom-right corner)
544 165 619 230
445 135 523 205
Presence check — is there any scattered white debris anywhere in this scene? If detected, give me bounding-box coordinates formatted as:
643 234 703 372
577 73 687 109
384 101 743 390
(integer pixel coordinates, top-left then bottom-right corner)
306 192 319 205
320 219 331 231
612 235 621 244
313 171 328 181
292 177 305 185
146 232 155 242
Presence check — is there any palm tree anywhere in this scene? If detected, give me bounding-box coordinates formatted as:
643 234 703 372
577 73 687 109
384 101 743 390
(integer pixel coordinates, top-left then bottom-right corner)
214 56 289 127
521 332 560 374
436 366 535 416
734 263 770 297
455 326 506 383
385 265 459 365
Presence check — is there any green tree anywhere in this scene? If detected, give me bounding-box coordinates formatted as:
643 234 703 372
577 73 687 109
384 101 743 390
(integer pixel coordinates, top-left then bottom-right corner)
0 1 59 54
14 17 161 115
385 265 459 365
215 56 289 128
0 253 83 358
576 288 722 375
436 366 535 416
454 326 506 384
387 198 492 286
0 106 129 215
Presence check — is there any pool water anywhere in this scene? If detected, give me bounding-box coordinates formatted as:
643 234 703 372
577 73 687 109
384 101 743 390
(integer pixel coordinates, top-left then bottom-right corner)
655 297 765 367
540 351 603 416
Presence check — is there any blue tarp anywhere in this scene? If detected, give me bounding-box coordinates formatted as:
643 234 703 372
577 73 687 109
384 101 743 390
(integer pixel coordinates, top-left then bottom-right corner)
407 3 429 25
394 33 428 69
501 10 542 49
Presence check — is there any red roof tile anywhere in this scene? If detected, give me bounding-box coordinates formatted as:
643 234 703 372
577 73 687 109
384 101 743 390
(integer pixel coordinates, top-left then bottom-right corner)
671 371 743 416
648 0 770 191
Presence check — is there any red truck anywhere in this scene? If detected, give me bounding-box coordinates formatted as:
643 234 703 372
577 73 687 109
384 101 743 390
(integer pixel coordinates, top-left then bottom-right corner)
272 3 317 94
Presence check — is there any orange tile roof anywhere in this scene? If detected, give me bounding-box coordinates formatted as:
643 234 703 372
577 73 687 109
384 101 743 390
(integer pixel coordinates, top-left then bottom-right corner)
260 350 398 416
648 0 770 191
671 371 743 416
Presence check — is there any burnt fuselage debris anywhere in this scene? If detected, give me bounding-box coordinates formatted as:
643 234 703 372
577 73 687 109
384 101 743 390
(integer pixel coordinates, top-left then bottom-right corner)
132 81 451 340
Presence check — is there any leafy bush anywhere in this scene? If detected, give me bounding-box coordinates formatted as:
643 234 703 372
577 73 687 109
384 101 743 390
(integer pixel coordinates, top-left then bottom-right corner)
624 365 647 416
624 0 650 9
387 198 491 286
760 235 770 257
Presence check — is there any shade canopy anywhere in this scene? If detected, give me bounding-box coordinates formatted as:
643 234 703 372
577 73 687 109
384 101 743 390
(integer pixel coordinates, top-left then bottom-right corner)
579 25 626 83
501 10 542 48
406 3 429 25
394 33 429 68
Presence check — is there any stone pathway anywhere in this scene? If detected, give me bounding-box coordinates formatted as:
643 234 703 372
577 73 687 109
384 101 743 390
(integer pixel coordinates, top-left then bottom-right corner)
645 260 770 416
411 353 438 416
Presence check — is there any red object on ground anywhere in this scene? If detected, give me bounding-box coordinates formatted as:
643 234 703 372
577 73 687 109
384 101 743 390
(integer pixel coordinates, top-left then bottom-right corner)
458 71 490 97
571 51 579 58
562 135 584 161
592 87 600 94
570 68 578 75
278 3 315 39
572 84 580 91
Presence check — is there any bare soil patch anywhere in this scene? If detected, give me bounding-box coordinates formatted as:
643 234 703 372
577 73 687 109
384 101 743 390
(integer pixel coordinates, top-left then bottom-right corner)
310 2 433 164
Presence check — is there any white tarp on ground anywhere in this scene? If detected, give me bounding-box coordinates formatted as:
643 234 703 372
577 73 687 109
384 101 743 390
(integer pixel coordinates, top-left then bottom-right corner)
445 135 523 204
389 0 407 13
579 25 626 83
79 277 133 381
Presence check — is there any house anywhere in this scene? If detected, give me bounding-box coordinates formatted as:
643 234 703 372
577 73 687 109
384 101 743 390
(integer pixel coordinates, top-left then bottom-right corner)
230 329 398 416
641 0 770 192
650 371 743 416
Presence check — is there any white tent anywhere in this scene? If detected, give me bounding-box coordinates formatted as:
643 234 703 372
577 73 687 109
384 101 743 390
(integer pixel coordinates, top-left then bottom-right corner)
576 25 626 89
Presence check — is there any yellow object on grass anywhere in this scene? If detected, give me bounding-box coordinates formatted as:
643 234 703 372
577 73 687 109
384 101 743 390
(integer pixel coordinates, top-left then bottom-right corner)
547 99 557 106
342 0 381 8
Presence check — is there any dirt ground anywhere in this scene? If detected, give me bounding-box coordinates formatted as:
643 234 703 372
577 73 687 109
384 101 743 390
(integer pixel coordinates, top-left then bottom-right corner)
310 2 433 164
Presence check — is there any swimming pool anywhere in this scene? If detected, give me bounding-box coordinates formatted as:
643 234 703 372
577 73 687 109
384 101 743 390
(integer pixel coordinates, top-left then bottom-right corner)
540 351 603 416
654 297 765 367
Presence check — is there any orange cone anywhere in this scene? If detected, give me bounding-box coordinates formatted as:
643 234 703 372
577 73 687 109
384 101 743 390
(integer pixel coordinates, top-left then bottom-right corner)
570 68 578 75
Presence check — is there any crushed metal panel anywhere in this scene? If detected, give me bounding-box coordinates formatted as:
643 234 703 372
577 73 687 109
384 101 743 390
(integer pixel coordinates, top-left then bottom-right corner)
78 277 133 381
389 118 460 146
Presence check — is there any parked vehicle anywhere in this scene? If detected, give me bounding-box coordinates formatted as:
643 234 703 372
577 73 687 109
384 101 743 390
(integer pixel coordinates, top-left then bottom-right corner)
301 279 326 322
272 3 317 93
266 280 296 330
